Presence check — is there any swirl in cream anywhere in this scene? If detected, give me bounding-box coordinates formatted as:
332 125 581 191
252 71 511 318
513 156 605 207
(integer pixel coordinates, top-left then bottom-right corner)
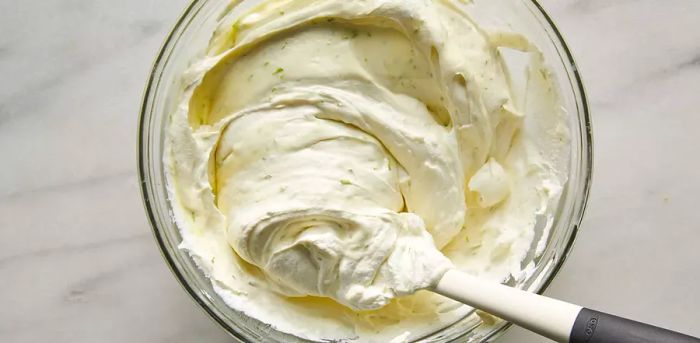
167 0 569 340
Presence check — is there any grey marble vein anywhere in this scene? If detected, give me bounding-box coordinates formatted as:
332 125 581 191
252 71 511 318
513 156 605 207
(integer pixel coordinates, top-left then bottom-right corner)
0 170 133 200
1 0 699 342
0 232 150 268
676 52 700 71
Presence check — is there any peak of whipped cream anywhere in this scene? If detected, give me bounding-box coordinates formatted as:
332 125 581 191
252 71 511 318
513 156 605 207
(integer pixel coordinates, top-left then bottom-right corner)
216 95 454 310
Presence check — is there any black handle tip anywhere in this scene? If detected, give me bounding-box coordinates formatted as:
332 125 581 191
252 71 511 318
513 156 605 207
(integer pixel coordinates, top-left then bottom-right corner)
570 308 700 343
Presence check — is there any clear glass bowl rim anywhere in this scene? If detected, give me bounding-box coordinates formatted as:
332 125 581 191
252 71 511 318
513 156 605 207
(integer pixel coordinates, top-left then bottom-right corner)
137 0 593 341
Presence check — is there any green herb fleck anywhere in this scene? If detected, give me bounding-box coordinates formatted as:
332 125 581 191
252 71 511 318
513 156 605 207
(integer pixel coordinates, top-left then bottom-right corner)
327 18 335 23
263 61 270 67
279 10 285 15
366 32 372 37
263 175 272 180
340 179 352 185
273 67 284 75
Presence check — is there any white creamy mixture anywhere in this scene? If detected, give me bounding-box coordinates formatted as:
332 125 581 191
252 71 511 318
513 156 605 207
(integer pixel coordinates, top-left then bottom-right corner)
166 0 569 341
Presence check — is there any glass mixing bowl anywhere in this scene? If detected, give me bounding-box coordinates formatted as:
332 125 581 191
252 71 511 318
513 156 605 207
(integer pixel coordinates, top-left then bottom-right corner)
138 0 592 341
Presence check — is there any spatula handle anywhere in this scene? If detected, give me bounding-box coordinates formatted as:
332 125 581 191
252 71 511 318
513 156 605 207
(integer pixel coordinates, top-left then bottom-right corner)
434 270 700 343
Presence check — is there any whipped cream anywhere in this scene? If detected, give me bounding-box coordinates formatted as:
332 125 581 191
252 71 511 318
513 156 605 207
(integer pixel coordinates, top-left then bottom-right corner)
166 0 569 341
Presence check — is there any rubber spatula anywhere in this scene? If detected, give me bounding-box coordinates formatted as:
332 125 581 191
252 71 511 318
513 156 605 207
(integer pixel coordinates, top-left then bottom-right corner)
433 269 700 342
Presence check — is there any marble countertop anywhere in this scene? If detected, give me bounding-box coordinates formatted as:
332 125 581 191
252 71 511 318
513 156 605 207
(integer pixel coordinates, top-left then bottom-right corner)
1 0 699 342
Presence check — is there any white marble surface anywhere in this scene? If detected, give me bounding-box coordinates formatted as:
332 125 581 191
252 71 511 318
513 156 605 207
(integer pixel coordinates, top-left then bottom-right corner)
1 0 699 342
